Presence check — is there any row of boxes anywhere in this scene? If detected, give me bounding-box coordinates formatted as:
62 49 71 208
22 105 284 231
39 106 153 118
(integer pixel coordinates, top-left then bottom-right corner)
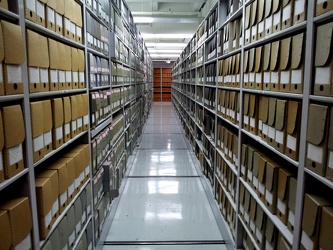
207 7 218 37
218 53 241 88
215 179 237 240
86 0 111 27
25 0 83 43
86 12 109 55
90 90 111 128
30 94 89 163
110 33 129 64
0 197 32 250
112 88 122 112
243 94 302 161
203 113 215 139
217 125 238 167
240 144 297 231
305 103 333 182
206 62 217 85
111 62 130 85
203 87 216 110
216 153 237 202
88 54 110 88
206 35 217 61
217 90 240 126
42 184 92 250
0 105 25 183
94 195 110 243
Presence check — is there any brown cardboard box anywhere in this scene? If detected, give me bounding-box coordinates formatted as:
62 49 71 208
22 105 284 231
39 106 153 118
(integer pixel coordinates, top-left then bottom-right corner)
244 188 251 225
64 150 83 190
0 23 4 96
78 50 85 88
64 45 72 90
294 0 306 25
243 93 250 131
39 34 50 92
24 0 37 22
316 0 333 16
243 50 249 88
2 21 25 95
265 217 278 250
277 168 293 225
55 0 65 36
47 162 69 214
270 41 280 92
277 233 292 250
241 144 248 179
81 94 89 131
75 2 83 44
327 108 333 181
272 0 281 33
314 22 333 97
287 177 297 232
252 151 265 192
248 48 256 89
267 98 277 147
265 161 280 214
239 182 245 217
57 157 76 202
75 95 83 134
254 46 263 90
279 37 291 92
57 43 66 90
64 0 74 40
46 0 56 32
36 0 47 27
70 95 78 138
0 0 8 9
274 99 287 153
244 5 251 45
257 0 265 40
37 170 59 222
71 48 79 89
258 155 272 203
3 105 25 179
250 0 258 43
263 43 271 91
26 30 41 93
255 204 266 249
51 98 64 149
77 144 90 180
247 145 258 184
286 100 301 160
0 197 32 248
319 206 333 250
31 101 45 163
0 110 4 183
301 194 332 250
62 96 72 142
249 196 257 236
43 100 53 155
48 38 59 91
265 0 273 36
35 177 54 239
0 210 12 250
306 104 329 176
249 94 258 135
290 32 304 93
258 96 269 139
281 0 294 30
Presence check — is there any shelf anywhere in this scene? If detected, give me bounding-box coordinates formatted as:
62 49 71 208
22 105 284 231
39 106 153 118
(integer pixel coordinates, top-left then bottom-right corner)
0 7 19 20
71 215 93 250
305 168 333 190
242 129 299 167
195 139 204 151
0 169 29 192
219 7 243 30
244 21 307 50
215 175 237 211
243 89 303 99
204 57 218 65
40 179 90 248
314 10 333 24
216 147 238 176
0 94 24 102
34 131 88 167
91 117 112 138
90 86 111 91
217 86 240 91
217 47 242 60
25 20 85 49
240 178 293 245
216 113 240 130
238 216 261 250
87 47 109 59
30 89 87 99
204 106 216 114
310 95 333 104
86 6 110 29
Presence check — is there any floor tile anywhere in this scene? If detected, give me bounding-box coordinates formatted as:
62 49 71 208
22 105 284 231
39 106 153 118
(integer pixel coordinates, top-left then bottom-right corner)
102 245 228 250
139 134 187 149
143 124 182 134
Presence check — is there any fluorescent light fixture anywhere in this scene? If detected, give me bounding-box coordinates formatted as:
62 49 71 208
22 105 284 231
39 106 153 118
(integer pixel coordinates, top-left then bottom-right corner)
142 33 193 39
148 49 182 53
146 43 187 47
150 54 180 58
133 17 153 23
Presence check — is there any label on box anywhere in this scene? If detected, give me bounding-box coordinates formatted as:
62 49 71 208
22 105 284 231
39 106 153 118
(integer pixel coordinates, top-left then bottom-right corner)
50 70 58 82
76 222 81 235
81 212 86 224
291 69 302 84
84 115 89 125
256 73 262 83
265 190 273 205
273 11 281 26
72 120 77 131
265 16 273 30
37 1 45 18
249 72 255 82
271 72 279 83
288 210 295 226
301 231 313 250
34 135 44 152
65 18 71 30
280 71 290 84
244 73 249 82
29 67 40 83
45 210 52 228
259 182 265 195
76 26 82 38
283 4 291 22
252 25 257 37
65 123 70 135
245 29 251 41
264 72 271 83
258 21 264 34
69 231 75 246
73 72 78 82
40 68 48 83
88 243 92 250
265 241 274 250
258 120 263 131
307 143 323 163
315 67 330 85
278 199 286 214
8 144 23 166
66 71 72 82
244 115 249 125
41 127 51 146
70 22 75 34
52 199 59 217
275 130 284 144
56 126 63 140
244 212 250 223
241 165 246 175
14 233 31 250
250 220 256 232
240 205 244 214
56 14 63 28
256 229 263 242
77 118 83 128
80 172 84 183
68 183 74 197
85 165 90 176
47 7 55 23
75 177 80 189
26 0 36 11
328 151 333 169
287 134 297 151
248 170 253 180
59 71 65 83
7 65 22 83
253 176 259 188
250 118 255 128
295 0 305 16
60 191 67 206
268 126 275 139
87 204 91 215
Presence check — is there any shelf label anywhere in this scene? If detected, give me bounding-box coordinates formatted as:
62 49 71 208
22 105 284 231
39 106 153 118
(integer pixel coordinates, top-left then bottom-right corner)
34 135 44 152
7 65 22 84
258 120 263 131
250 117 255 128
244 115 249 125
8 144 23 166
77 118 83 128
50 69 58 83
29 67 40 84
47 7 55 23
307 143 323 164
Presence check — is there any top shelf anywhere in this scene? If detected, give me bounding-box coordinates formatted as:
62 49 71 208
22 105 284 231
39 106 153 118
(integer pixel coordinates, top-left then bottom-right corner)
0 7 19 20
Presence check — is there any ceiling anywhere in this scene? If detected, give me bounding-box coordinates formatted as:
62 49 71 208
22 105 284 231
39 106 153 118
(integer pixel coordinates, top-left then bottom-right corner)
126 0 218 61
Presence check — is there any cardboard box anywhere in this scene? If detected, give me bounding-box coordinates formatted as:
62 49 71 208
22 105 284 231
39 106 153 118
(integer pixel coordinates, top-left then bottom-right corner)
249 196 257 236
277 168 293 225
49 227 62 250
255 204 266 249
286 100 301 160
81 94 89 131
70 95 78 138
62 96 72 142
315 22 333 97
0 210 12 250
263 43 271 91
272 0 281 33
30 101 45 163
35 177 54 239
281 0 293 30
75 95 83 134
57 157 76 202
257 0 265 40
26 30 41 93
64 150 83 191
71 48 79 89
306 104 329 176
249 48 256 89
265 217 278 250
277 233 292 250
327 108 333 181
244 5 251 45
64 45 72 90
259 96 269 139
42 100 53 155
290 32 304 93
38 34 50 92
24 0 37 22
48 38 59 91
0 0 8 9
36 0 46 27
250 0 258 43
301 194 332 250
267 98 277 146
0 197 32 248
0 110 4 183
51 98 64 149
78 50 85 89
244 188 251 225
287 177 297 232
252 151 265 192
0 23 4 96
279 37 291 92
265 0 273 36
265 161 280 214
274 99 287 153
316 0 333 16
319 206 333 250
254 46 263 90
294 0 306 25
247 146 258 184
55 0 65 36
3 105 25 179
243 50 249 88
2 21 24 95
46 0 56 31
86 221 93 249
57 43 66 90
74 198 83 236
58 216 69 250
67 205 76 247
258 155 272 203
239 182 245 217
241 144 248 179
270 41 280 92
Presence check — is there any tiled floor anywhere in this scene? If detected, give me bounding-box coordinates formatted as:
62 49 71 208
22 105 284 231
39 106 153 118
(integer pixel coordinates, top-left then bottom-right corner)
101 103 230 249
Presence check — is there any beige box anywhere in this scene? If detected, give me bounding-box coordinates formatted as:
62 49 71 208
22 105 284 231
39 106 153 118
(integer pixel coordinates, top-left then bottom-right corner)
244 5 251 45
258 96 269 139
0 210 12 249
274 99 287 153
294 0 306 24
26 30 41 93
57 157 76 202
64 45 72 90
62 96 72 142
277 168 293 225
285 100 301 160
39 34 50 92
279 37 291 92
51 98 64 149
316 0 333 16
24 0 37 22
263 43 271 91
43 100 53 155
48 38 60 91
270 41 280 92
46 0 56 31
319 206 333 250
31 101 45 163
290 32 304 93
70 95 78 138
36 0 47 27
57 43 66 90
287 177 297 232
0 110 4 183
272 0 281 33
265 161 280 214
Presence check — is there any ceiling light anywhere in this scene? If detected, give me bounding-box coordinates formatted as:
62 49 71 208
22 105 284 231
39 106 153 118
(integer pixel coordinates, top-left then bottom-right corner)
150 54 180 58
133 17 153 23
146 43 187 47
141 33 193 39
148 49 182 53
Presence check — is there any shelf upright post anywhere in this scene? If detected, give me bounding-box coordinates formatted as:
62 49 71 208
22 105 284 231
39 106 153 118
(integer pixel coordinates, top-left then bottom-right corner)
292 1 316 249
